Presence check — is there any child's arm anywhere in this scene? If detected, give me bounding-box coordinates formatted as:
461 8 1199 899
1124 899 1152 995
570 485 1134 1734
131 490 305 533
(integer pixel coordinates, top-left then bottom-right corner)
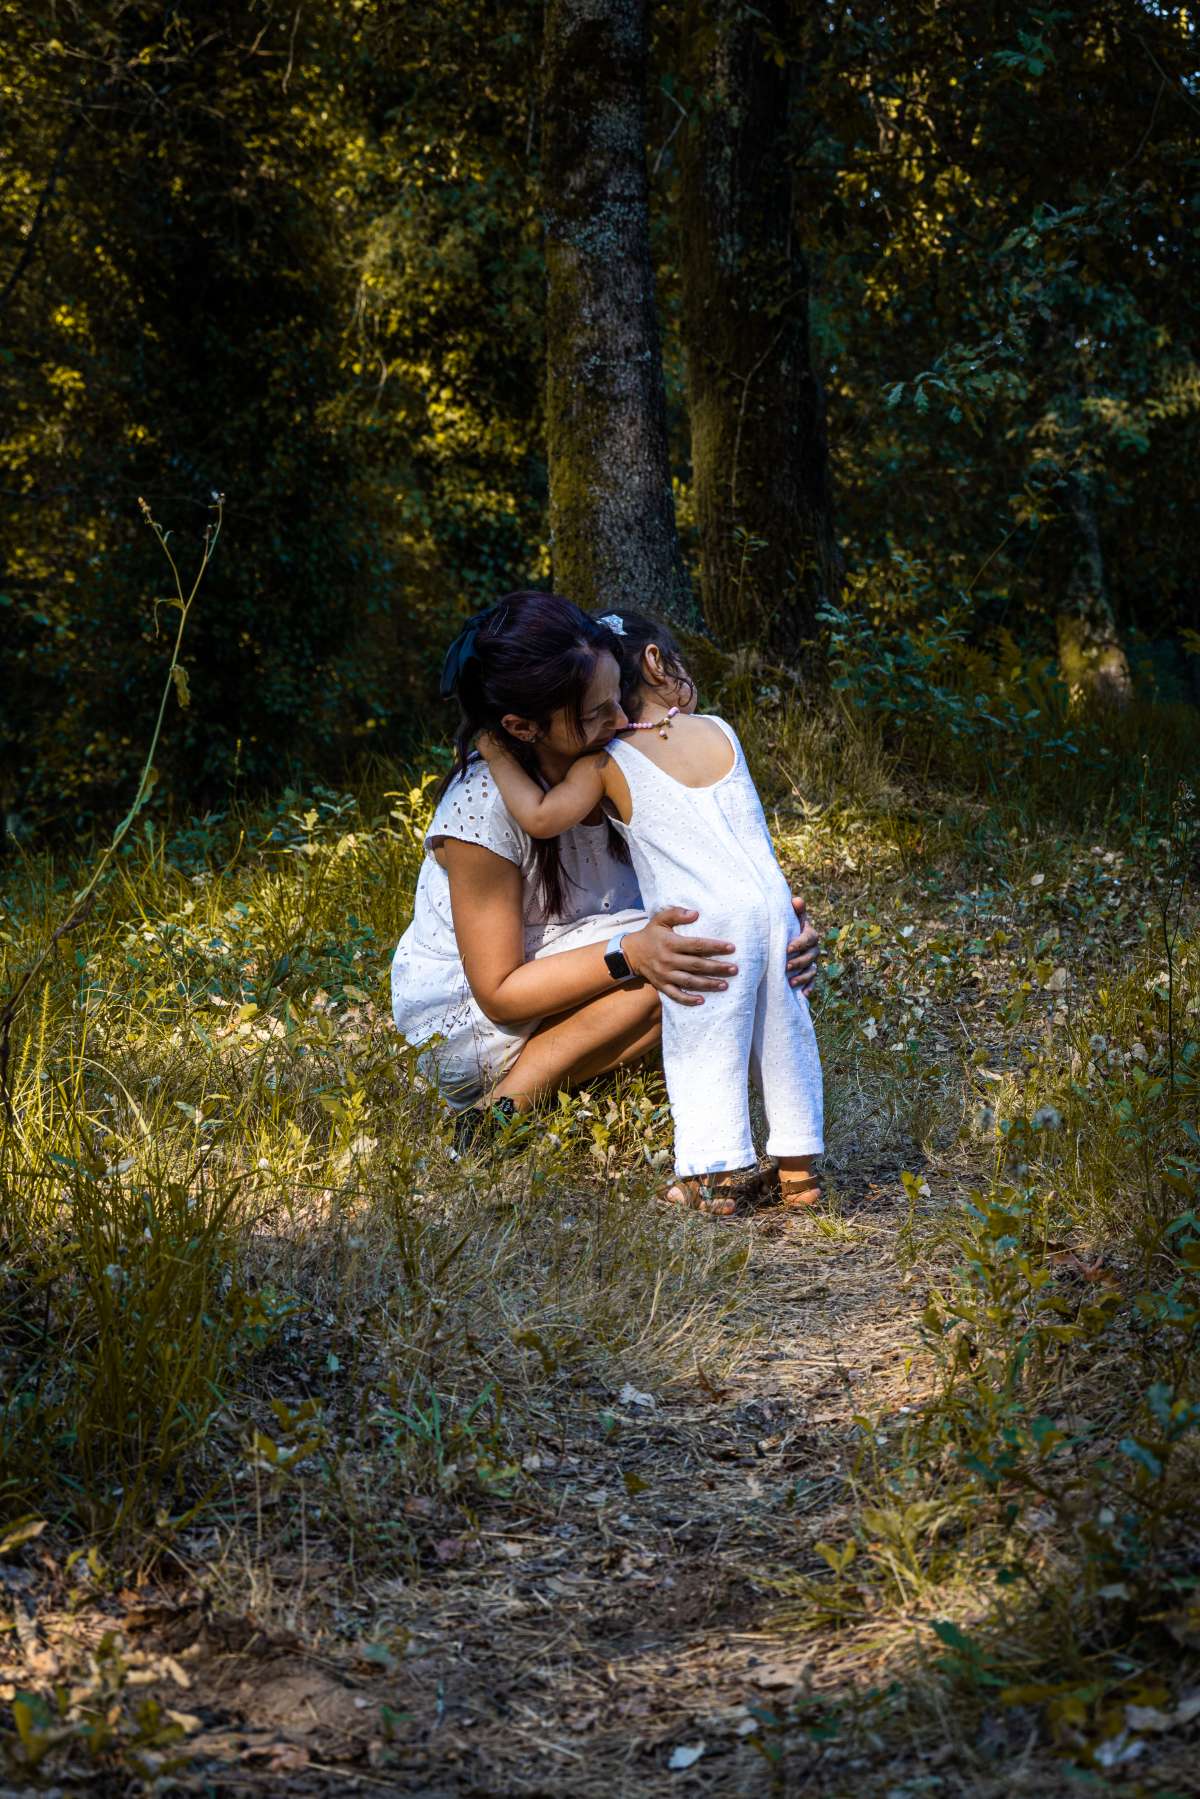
478 732 609 838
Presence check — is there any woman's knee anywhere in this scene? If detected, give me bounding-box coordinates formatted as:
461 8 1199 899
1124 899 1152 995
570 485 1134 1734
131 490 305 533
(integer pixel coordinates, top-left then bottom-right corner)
627 980 662 1028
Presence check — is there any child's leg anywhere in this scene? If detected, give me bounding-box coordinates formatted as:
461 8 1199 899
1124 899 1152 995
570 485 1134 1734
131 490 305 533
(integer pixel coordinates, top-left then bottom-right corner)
751 945 824 1199
661 967 758 1180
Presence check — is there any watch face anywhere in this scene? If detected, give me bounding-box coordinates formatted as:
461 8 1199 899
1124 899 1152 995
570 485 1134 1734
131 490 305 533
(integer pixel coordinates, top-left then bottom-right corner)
605 947 631 981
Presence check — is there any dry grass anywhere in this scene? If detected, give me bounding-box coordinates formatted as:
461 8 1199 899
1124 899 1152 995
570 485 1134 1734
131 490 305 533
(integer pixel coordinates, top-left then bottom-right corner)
1 698 1198 1792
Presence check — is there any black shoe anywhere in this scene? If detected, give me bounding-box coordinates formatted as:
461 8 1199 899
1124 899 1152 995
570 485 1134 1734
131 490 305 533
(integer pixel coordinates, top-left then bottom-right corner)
452 1096 518 1156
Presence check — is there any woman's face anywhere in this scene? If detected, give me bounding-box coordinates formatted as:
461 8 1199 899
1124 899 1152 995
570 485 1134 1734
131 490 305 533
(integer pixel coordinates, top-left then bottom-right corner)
502 650 627 767
551 650 628 755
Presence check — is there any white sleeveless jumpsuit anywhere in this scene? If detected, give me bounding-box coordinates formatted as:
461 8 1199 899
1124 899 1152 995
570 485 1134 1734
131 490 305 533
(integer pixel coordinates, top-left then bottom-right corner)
607 717 823 1179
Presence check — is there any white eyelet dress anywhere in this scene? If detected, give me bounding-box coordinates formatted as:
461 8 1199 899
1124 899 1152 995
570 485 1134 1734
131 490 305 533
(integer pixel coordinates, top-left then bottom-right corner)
390 756 645 1109
606 717 823 1178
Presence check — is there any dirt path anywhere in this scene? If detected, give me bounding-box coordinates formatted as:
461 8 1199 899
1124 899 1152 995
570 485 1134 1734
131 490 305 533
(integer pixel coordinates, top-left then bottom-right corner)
5 1175 948 1797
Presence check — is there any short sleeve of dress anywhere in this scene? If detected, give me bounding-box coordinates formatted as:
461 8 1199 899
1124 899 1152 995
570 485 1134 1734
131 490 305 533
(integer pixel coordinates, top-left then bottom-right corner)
425 758 529 868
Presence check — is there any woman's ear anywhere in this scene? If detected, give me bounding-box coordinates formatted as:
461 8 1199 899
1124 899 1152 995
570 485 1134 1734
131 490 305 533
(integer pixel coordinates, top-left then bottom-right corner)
500 712 541 744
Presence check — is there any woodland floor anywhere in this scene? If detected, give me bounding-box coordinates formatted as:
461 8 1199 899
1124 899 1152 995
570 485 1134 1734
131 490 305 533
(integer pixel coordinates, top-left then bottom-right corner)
3 791 1198 1796
3 1185 961 1797
7 1184 1197 1797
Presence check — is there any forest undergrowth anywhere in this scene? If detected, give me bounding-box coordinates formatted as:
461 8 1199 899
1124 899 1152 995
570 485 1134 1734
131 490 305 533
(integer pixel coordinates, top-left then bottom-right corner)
1 657 1198 1795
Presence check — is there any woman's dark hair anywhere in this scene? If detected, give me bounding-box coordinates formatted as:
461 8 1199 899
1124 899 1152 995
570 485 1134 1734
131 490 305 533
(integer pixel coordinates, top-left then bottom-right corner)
438 591 624 915
593 609 696 719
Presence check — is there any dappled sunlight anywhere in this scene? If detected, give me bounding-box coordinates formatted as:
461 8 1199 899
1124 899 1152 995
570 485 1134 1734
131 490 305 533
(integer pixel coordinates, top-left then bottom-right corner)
4 678 1196 1785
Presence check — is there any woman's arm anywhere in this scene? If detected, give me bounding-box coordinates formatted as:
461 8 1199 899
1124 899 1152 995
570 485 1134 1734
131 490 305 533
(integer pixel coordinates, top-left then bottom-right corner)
478 734 607 839
443 841 742 1024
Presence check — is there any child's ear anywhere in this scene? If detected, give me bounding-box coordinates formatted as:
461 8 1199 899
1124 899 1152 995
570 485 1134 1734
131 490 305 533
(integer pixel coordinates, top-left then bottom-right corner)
643 643 667 685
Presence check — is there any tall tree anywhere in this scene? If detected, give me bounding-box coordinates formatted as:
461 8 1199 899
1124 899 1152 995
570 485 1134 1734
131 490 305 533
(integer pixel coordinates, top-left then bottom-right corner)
676 0 839 661
541 0 695 624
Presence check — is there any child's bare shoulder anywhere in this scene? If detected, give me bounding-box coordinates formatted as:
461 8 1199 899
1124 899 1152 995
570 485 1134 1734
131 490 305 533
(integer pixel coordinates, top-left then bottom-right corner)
575 747 612 772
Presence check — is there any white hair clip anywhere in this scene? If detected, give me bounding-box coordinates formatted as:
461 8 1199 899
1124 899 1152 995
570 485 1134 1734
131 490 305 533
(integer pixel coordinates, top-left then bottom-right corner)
596 613 627 637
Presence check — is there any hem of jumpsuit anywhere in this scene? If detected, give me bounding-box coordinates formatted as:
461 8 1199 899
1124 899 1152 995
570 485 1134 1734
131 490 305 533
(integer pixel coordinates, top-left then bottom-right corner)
672 1152 757 1179
763 1135 825 1158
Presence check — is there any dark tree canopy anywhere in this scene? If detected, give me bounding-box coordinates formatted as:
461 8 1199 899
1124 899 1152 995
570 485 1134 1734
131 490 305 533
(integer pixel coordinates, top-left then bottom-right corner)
1 0 1196 829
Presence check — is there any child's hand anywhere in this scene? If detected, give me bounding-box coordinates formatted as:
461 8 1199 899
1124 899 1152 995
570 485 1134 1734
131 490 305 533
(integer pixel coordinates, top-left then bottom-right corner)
476 730 505 763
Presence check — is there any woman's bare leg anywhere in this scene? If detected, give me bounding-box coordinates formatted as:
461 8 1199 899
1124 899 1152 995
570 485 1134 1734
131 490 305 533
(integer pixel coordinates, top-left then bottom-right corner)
490 982 661 1106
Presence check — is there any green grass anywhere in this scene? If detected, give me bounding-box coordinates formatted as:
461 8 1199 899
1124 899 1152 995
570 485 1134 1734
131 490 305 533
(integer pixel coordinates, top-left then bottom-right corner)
1 658 1198 1789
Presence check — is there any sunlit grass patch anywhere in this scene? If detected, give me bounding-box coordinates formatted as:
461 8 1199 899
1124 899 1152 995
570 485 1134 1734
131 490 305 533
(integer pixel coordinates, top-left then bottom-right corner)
2 664 1197 1791
0 791 750 1545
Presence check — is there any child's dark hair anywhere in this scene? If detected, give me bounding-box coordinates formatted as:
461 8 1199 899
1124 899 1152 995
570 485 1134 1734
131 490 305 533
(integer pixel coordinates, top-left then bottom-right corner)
593 610 696 719
438 591 624 915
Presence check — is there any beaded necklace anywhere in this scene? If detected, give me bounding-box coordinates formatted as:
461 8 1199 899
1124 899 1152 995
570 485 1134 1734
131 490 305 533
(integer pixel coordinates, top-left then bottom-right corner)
623 705 679 741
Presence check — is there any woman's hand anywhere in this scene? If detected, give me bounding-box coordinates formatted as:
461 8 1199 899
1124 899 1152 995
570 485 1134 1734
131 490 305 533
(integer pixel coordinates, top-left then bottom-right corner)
622 908 739 1007
787 894 820 993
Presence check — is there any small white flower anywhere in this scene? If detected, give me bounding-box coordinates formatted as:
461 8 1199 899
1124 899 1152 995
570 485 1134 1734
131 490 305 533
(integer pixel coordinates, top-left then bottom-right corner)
1031 1105 1062 1131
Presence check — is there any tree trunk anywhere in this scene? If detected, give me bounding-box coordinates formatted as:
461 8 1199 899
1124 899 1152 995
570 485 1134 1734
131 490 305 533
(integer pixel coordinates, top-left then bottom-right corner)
677 0 839 662
1055 468 1132 709
542 0 695 626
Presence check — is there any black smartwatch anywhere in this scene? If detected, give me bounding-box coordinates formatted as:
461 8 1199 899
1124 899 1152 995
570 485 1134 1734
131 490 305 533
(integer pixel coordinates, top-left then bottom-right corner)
604 930 633 981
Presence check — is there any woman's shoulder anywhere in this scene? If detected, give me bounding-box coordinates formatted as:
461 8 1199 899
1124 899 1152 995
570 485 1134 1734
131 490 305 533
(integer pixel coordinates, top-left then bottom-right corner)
428 757 530 863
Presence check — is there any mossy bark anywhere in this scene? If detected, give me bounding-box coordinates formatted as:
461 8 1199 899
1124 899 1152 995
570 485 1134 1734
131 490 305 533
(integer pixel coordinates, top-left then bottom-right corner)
542 0 695 626
677 0 839 663
1055 469 1132 709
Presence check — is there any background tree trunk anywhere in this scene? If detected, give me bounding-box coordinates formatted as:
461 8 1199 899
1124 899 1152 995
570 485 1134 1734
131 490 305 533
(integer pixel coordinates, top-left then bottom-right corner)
677 0 839 662
1050 329 1132 709
542 0 695 625
1055 468 1132 709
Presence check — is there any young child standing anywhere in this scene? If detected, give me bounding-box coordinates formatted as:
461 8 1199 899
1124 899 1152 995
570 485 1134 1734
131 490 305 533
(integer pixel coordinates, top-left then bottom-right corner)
478 611 823 1214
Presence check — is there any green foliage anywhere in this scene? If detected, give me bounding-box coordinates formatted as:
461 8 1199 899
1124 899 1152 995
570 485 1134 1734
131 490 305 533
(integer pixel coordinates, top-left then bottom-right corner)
799 3 1200 639
786 804 1200 1773
4 1 1198 836
1 2 546 826
821 565 1200 807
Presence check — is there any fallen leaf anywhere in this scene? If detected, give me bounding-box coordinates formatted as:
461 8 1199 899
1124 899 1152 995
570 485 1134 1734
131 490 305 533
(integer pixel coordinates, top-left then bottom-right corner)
618 1383 655 1410
752 1663 806 1690
668 1742 705 1770
1126 1692 1200 1733
0 1519 45 1558
1047 1247 1119 1285
695 1365 730 1402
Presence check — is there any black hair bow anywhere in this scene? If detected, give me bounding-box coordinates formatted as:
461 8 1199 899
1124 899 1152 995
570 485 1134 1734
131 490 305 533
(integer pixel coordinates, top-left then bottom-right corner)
439 602 513 700
439 611 488 700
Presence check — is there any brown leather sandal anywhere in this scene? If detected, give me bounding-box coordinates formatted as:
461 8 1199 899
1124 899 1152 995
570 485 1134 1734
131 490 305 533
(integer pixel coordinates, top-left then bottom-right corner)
661 1167 764 1216
778 1170 823 1209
